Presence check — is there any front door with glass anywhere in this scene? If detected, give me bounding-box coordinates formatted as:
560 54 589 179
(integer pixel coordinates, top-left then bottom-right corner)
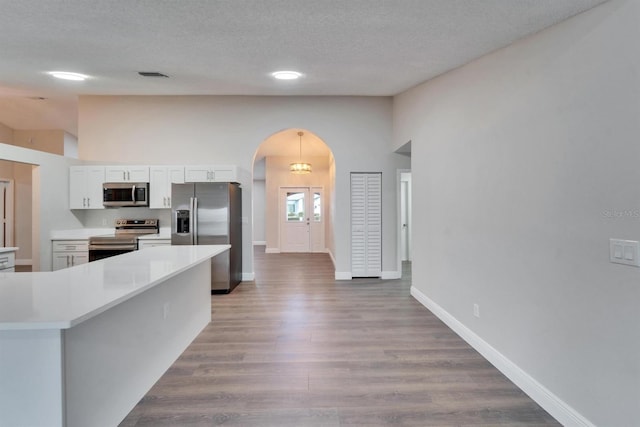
280 187 324 252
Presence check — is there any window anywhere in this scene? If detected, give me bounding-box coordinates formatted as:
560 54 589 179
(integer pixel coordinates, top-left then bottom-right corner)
286 192 305 222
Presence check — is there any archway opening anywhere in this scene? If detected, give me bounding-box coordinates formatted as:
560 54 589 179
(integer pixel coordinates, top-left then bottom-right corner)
251 128 335 261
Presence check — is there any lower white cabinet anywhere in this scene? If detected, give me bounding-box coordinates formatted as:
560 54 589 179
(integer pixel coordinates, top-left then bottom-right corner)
0 251 16 272
52 240 89 271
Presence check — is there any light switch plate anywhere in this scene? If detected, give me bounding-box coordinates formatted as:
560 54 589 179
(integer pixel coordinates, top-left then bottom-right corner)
609 239 640 267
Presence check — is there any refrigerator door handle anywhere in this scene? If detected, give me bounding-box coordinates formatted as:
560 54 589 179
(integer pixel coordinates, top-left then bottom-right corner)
191 196 198 245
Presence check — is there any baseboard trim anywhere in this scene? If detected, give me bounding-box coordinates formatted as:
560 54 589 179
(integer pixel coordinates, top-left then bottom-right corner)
265 247 280 254
381 270 401 280
410 286 595 427
335 271 352 280
252 241 266 246
241 273 255 281
15 259 32 266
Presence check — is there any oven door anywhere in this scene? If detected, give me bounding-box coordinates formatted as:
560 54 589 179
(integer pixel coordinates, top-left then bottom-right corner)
89 245 136 262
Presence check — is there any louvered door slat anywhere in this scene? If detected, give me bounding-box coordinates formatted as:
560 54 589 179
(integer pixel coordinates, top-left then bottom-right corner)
351 172 382 278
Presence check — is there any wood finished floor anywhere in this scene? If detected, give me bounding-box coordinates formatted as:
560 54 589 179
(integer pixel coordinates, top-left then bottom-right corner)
120 247 559 426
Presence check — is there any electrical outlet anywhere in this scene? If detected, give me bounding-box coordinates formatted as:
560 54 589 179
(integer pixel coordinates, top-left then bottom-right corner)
102 218 107 226
473 303 480 318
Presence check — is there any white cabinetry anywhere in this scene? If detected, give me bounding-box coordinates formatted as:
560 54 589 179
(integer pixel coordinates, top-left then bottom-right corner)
149 166 184 209
105 165 149 183
184 165 237 182
52 240 89 271
69 166 105 209
0 250 16 272
138 239 171 250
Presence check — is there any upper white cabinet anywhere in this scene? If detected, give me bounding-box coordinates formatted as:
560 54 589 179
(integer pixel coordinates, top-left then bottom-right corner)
184 165 237 182
105 165 149 183
69 166 105 209
149 166 185 209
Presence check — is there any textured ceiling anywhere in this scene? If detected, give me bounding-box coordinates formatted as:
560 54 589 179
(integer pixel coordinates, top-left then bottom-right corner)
0 0 607 136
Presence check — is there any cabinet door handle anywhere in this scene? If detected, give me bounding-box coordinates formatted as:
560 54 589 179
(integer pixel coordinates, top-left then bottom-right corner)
167 196 171 207
67 255 71 267
87 198 90 207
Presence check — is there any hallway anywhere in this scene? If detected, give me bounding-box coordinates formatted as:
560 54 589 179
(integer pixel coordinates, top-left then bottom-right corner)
120 248 558 426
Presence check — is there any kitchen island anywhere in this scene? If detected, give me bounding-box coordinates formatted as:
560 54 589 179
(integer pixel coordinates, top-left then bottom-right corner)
0 245 229 427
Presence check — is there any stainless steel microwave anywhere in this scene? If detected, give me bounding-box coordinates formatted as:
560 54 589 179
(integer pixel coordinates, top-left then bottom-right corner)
103 182 149 207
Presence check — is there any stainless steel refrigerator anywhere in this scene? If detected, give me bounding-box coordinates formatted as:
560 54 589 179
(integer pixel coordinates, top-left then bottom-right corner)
171 182 242 293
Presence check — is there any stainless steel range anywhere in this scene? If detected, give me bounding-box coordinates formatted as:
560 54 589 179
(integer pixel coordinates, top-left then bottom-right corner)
88 219 159 262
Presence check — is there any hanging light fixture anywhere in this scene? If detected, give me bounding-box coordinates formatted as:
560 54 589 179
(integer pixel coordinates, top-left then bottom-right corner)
290 131 312 174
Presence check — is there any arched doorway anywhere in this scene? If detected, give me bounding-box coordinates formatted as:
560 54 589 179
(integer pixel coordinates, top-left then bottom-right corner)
252 129 335 255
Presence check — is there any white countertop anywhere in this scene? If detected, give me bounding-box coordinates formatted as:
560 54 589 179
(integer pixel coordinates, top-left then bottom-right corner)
0 245 229 331
0 247 18 254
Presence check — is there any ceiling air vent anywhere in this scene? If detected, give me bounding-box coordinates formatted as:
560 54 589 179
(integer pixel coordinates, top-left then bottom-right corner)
138 72 169 78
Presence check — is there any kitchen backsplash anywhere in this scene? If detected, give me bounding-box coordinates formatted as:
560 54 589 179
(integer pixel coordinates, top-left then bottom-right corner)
82 208 172 229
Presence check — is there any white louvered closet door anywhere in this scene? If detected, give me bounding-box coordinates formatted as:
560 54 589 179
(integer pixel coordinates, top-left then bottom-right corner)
351 173 382 277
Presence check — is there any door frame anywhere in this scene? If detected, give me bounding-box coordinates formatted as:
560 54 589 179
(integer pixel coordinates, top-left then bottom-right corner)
0 178 15 247
396 169 411 275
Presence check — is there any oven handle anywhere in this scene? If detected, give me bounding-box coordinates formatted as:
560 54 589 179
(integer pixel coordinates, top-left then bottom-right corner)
89 245 137 251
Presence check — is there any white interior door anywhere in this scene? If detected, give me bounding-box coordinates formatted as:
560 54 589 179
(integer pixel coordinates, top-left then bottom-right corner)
280 188 311 252
351 173 382 277
401 180 409 261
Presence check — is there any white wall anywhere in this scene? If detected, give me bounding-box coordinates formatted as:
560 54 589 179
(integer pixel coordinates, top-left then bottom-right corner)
13 163 32 263
78 96 410 278
0 143 83 271
252 157 266 244
13 130 65 155
0 122 13 144
64 132 78 158
252 179 265 244
393 1 638 425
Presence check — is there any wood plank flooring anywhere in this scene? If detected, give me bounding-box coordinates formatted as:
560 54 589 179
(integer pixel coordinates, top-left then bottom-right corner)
119 247 559 426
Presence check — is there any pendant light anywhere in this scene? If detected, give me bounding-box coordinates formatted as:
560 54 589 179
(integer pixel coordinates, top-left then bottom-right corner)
290 131 312 174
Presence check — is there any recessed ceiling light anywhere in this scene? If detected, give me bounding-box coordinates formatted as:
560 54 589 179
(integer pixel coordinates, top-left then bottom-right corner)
47 71 89 81
271 71 302 80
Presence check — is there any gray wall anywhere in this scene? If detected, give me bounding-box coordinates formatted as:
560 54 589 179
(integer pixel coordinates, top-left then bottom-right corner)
78 95 410 278
393 1 638 425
